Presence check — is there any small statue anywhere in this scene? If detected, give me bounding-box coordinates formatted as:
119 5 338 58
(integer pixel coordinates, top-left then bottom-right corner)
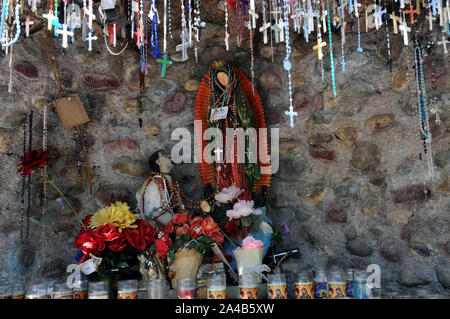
136 150 185 226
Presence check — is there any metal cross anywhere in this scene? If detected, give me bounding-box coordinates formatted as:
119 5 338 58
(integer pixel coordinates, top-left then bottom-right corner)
57 24 74 48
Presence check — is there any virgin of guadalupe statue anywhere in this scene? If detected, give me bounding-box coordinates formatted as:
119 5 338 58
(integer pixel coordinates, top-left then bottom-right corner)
194 59 271 200
136 150 186 226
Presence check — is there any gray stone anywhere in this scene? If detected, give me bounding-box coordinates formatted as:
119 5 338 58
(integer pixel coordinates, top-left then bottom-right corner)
380 240 407 263
346 238 373 257
345 226 357 240
398 263 434 287
436 264 450 289
0 128 15 153
435 149 450 169
396 159 417 176
350 142 381 171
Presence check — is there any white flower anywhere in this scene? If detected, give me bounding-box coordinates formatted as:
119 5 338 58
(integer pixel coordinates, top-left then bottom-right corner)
215 185 244 204
226 200 262 220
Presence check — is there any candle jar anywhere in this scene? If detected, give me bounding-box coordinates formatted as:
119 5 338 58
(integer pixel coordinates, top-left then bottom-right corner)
207 275 226 299
294 272 314 299
370 288 383 299
46 281 57 299
313 270 328 299
73 280 88 299
147 279 168 299
117 280 138 299
267 273 287 299
137 280 148 299
176 278 197 299
88 281 109 299
353 271 369 299
328 271 347 299
239 274 258 299
0 285 12 299
52 283 73 299
12 284 25 299
25 283 47 299
345 269 355 297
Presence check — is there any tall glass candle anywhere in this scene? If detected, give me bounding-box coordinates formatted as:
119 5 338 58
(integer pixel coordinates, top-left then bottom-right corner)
53 282 73 299
46 281 57 299
207 275 226 299
25 283 47 299
12 284 25 299
88 281 109 299
353 271 369 299
267 273 287 299
118 280 138 299
239 274 258 299
313 270 328 299
177 278 197 299
345 268 356 297
294 272 314 299
328 271 346 299
73 280 88 299
148 279 168 299
0 285 12 299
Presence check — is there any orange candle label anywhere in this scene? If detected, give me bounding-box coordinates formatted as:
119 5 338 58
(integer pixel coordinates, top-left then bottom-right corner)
268 285 287 299
118 292 137 299
328 283 347 299
295 283 314 299
208 289 226 299
239 287 258 299
73 290 87 299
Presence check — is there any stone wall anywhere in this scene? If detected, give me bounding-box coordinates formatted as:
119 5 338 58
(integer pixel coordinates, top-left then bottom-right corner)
0 1 449 294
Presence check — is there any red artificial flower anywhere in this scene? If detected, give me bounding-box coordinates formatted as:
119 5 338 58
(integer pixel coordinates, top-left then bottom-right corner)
82 214 92 228
123 219 157 251
135 219 157 245
175 224 190 237
201 217 224 244
95 224 120 242
155 232 170 259
188 216 204 239
108 236 127 252
74 229 105 262
17 149 50 177
159 221 174 234
172 212 188 225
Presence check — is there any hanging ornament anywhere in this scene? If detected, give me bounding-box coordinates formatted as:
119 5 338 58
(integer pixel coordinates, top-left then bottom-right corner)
327 7 336 96
224 0 230 51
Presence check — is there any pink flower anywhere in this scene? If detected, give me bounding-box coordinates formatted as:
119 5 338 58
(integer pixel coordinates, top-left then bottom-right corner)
215 185 244 203
225 200 262 220
239 236 264 249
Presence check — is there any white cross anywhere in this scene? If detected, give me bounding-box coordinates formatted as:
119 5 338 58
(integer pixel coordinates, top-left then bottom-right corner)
43 11 57 31
83 0 96 29
354 0 361 18
57 24 74 48
214 147 223 162
399 0 407 9
272 18 284 43
399 20 411 46
307 0 314 33
224 30 230 51
290 4 301 33
321 5 327 32
86 30 97 51
438 35 449 53
25 16 34 37
176 29 193 61
285 107 298 128
249 0 259 29
428 8 437 30
259 21 271 43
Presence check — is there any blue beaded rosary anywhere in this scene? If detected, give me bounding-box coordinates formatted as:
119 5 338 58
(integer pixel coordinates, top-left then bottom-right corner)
283 0 297 127
327 7 336 96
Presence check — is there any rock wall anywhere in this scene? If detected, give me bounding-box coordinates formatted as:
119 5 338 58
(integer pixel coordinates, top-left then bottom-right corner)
0 1 449 294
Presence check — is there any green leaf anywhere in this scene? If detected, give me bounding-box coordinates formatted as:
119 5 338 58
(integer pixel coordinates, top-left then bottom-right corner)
241 216 251 227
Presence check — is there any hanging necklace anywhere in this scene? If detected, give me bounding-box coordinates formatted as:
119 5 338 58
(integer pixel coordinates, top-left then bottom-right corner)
20 111 32 242
248 11 255 95
314 1 326 80
283 0 297 128
384 0 392 72
224 0 230 51
340 5 346 72
327 6 336 96
355 0 363 52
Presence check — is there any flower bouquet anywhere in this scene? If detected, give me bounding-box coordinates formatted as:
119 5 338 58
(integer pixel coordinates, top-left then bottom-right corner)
232 236 265 278
74 201 170 298
162 213 225 288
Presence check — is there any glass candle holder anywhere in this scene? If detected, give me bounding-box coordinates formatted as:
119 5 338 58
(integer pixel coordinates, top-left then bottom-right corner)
239 274 258 299
176 278 197 299
12 284 25 299
207 275 226 299
46 281 57 299
353 271 369 299
73 280 88 299
294 272 314 299
53 282 73 299
117 280 138 299
137 280 148 299
25 283 47 299
345 268 356 297
313 270 328 299
0 285 12 299
267 273 287 299
147 279 168 299
88 281 109 299
328 271 347 299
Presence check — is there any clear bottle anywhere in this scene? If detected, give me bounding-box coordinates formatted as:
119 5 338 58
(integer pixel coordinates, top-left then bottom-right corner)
207 274 227 299
328 271 346 299
294 272 314 299
117 279 138 299
313 270 328 299
239 274 258 299
267 273 287 299
88 281 109 299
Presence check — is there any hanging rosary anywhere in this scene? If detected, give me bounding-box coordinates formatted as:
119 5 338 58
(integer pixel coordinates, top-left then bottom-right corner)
327 7 337 96
224 0 230 51
20 111 33 242
340 7 346 72
248 9 255 95
355 0 363 52
283 0 297 127
384 0 392 72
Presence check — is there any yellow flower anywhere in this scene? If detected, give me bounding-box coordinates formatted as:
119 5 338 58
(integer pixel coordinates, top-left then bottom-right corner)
89 201 140 231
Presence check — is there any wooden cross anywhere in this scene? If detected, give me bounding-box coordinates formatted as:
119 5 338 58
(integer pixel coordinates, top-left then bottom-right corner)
399 19 411 46
175 30 193 61
43 11 56 31
390 12 401 34
25 16 34 37
313 38 326 60
259 21 271 44
57 24 74 48
156 53 172 77
249 0 259 29
438 35 449 54
405 4 418 24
